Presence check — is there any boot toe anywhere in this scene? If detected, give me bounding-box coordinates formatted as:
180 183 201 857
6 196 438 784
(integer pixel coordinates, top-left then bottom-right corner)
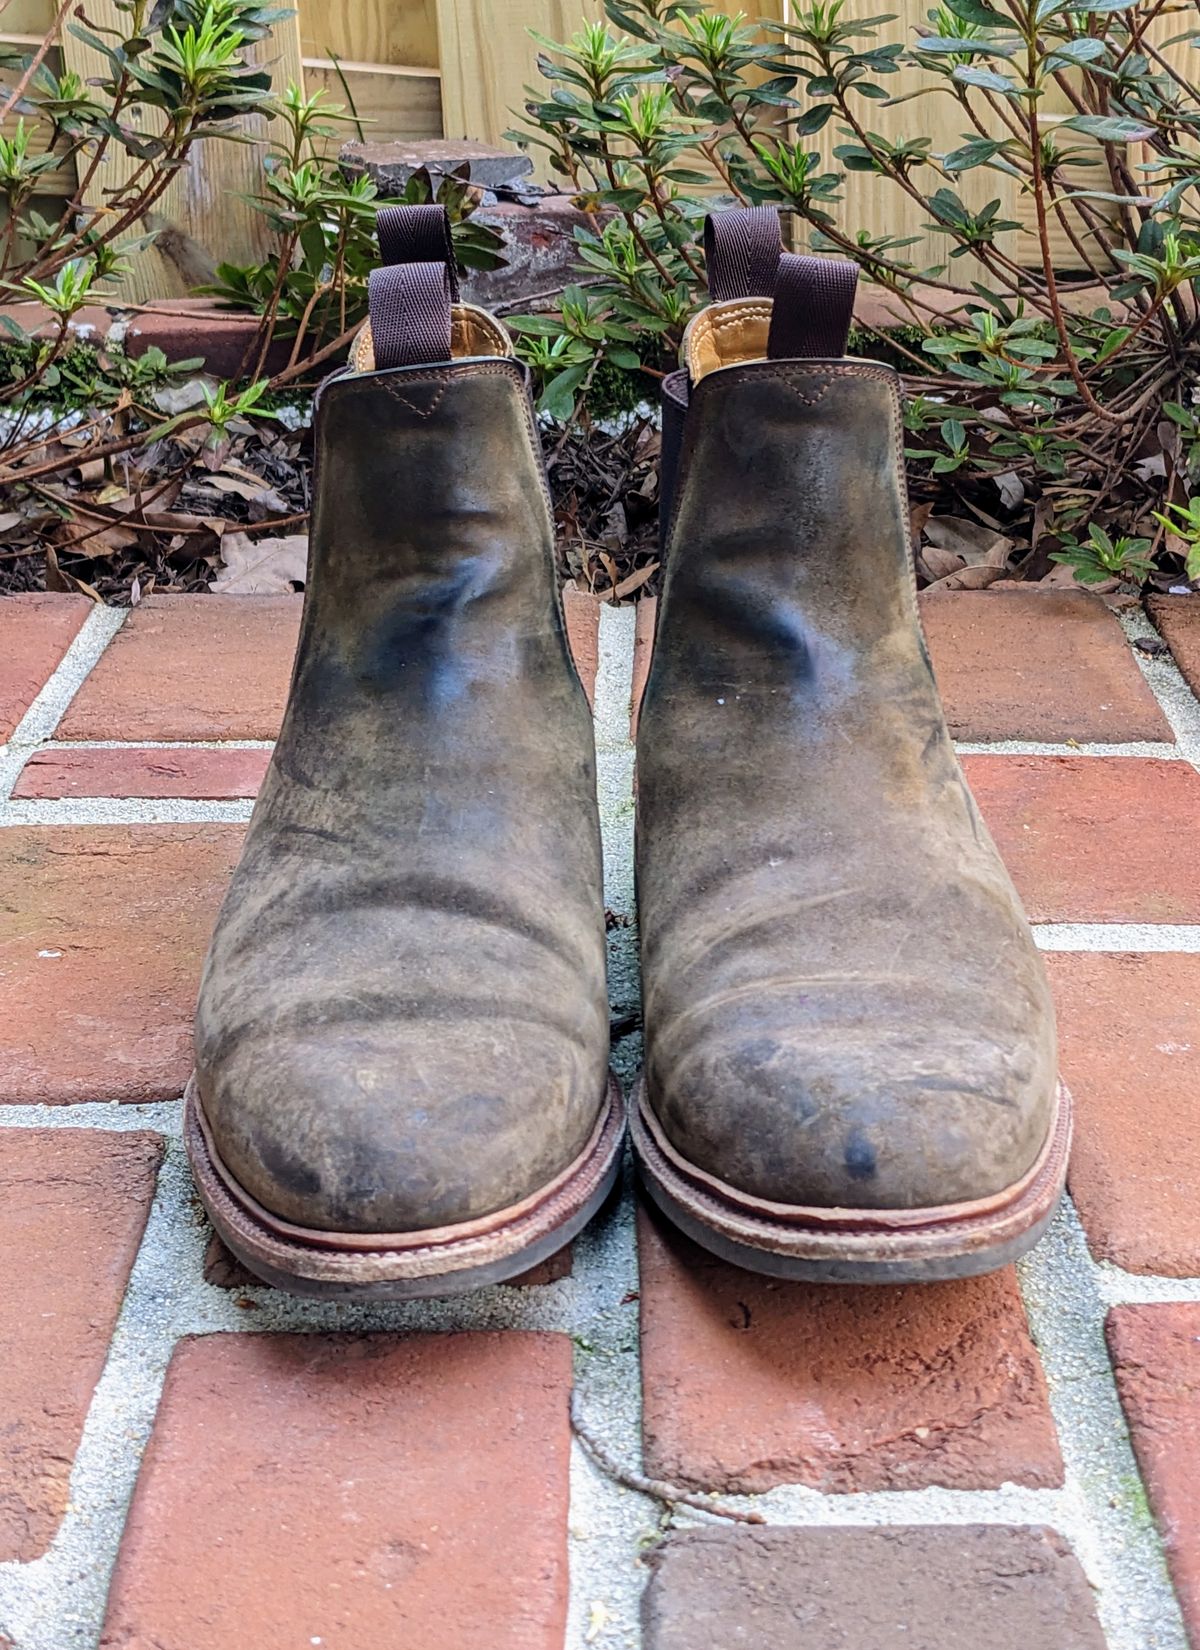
651 1025 1056 1212
198 1028 605 1234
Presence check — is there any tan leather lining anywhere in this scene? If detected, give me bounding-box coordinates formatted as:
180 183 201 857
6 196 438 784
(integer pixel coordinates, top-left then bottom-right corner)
350 303 514 373
684 298 772 380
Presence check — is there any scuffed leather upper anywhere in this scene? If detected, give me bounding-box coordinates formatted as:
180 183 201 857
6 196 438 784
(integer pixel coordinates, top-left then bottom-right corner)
636 360 1058 1210
195 359 609 1233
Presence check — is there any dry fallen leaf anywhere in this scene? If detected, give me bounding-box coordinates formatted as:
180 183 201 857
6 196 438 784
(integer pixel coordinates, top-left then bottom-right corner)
203 472 289 513
909 500 934 549
992 470 1024 511
925 514 1013 570
918 544 965 583
609 561 658 600
212 531 308 594
44 545 106 602
924 562 1009 592
82 524 141 556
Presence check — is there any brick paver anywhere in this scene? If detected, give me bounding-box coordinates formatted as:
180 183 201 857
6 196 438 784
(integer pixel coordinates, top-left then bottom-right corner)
922 588 1170 743
58 594 301 741
13 745 271 800
631 595 655 739
1048 952 1200 1275
642 1525 1106 1649
0 825 242 1103
0 1128 162 1560
0 593 89 740
562 586 600 706
1148 594 1200 699
964 754 1200 922
1107 1304 1200 1646
99 1331 571 1650
637 1207 1062 1494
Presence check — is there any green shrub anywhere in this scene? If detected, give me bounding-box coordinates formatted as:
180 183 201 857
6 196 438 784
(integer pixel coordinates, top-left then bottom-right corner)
509 0 1200 587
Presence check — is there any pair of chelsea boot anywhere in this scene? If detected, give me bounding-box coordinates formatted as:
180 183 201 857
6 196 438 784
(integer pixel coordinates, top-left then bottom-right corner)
186 204 1069 1299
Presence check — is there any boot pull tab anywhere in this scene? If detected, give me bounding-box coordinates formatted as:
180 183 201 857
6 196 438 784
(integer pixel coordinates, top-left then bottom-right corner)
703 206 858 359
367 203 458 370
767 252 858 361
376 203 460 295
704 204 784 302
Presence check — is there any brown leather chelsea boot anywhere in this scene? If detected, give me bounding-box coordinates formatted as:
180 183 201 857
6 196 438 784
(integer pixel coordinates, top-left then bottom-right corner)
631 206 1069 1283
186 206 623 1299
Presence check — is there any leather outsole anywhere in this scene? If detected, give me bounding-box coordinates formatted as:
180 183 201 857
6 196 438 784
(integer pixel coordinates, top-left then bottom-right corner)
631 1078 1071 1284
184 1074 625 1301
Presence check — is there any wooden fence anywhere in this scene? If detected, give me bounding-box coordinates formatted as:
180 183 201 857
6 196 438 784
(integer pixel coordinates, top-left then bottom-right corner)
0 1 1185 302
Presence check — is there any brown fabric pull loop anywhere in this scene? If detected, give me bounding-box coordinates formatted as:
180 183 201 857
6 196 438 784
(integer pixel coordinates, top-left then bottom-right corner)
376 203 460 300
367 261 453 370
704 205 783 302
767 252 858 360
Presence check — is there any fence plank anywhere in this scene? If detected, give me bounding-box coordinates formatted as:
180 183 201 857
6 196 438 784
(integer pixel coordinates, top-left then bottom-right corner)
59 7 306 303
0 0 53 32
435 0 594 150
436 0 787 162
304 59 442 142
300 0 439 70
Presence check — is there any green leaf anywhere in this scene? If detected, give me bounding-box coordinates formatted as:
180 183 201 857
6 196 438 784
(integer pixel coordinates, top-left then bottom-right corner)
953 64 1016 91
539 362 588 422
942 137 1007 172
1061 113 1156 142
507 314 566 337
791 102 834 134
944 0 1020 26
598 187 645 210
1043 37 1107 68
1060 188 1154 205
916 35 992 52
298 222 326 274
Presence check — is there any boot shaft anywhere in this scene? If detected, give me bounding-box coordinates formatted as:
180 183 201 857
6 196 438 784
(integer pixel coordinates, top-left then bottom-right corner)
302 360 572 712
660 360 919 690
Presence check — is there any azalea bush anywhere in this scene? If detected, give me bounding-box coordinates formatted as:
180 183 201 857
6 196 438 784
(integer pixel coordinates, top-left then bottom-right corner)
0 0 507 597
0 1 354 593
511 0 1200 589
0 0 285 396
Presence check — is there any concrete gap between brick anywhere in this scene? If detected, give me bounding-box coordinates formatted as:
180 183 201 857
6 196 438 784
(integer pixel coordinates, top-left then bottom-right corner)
1035 924 1200 953
41 739 277 751
955 740 1181 759
1123 608 1200 767
0 797 256 826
